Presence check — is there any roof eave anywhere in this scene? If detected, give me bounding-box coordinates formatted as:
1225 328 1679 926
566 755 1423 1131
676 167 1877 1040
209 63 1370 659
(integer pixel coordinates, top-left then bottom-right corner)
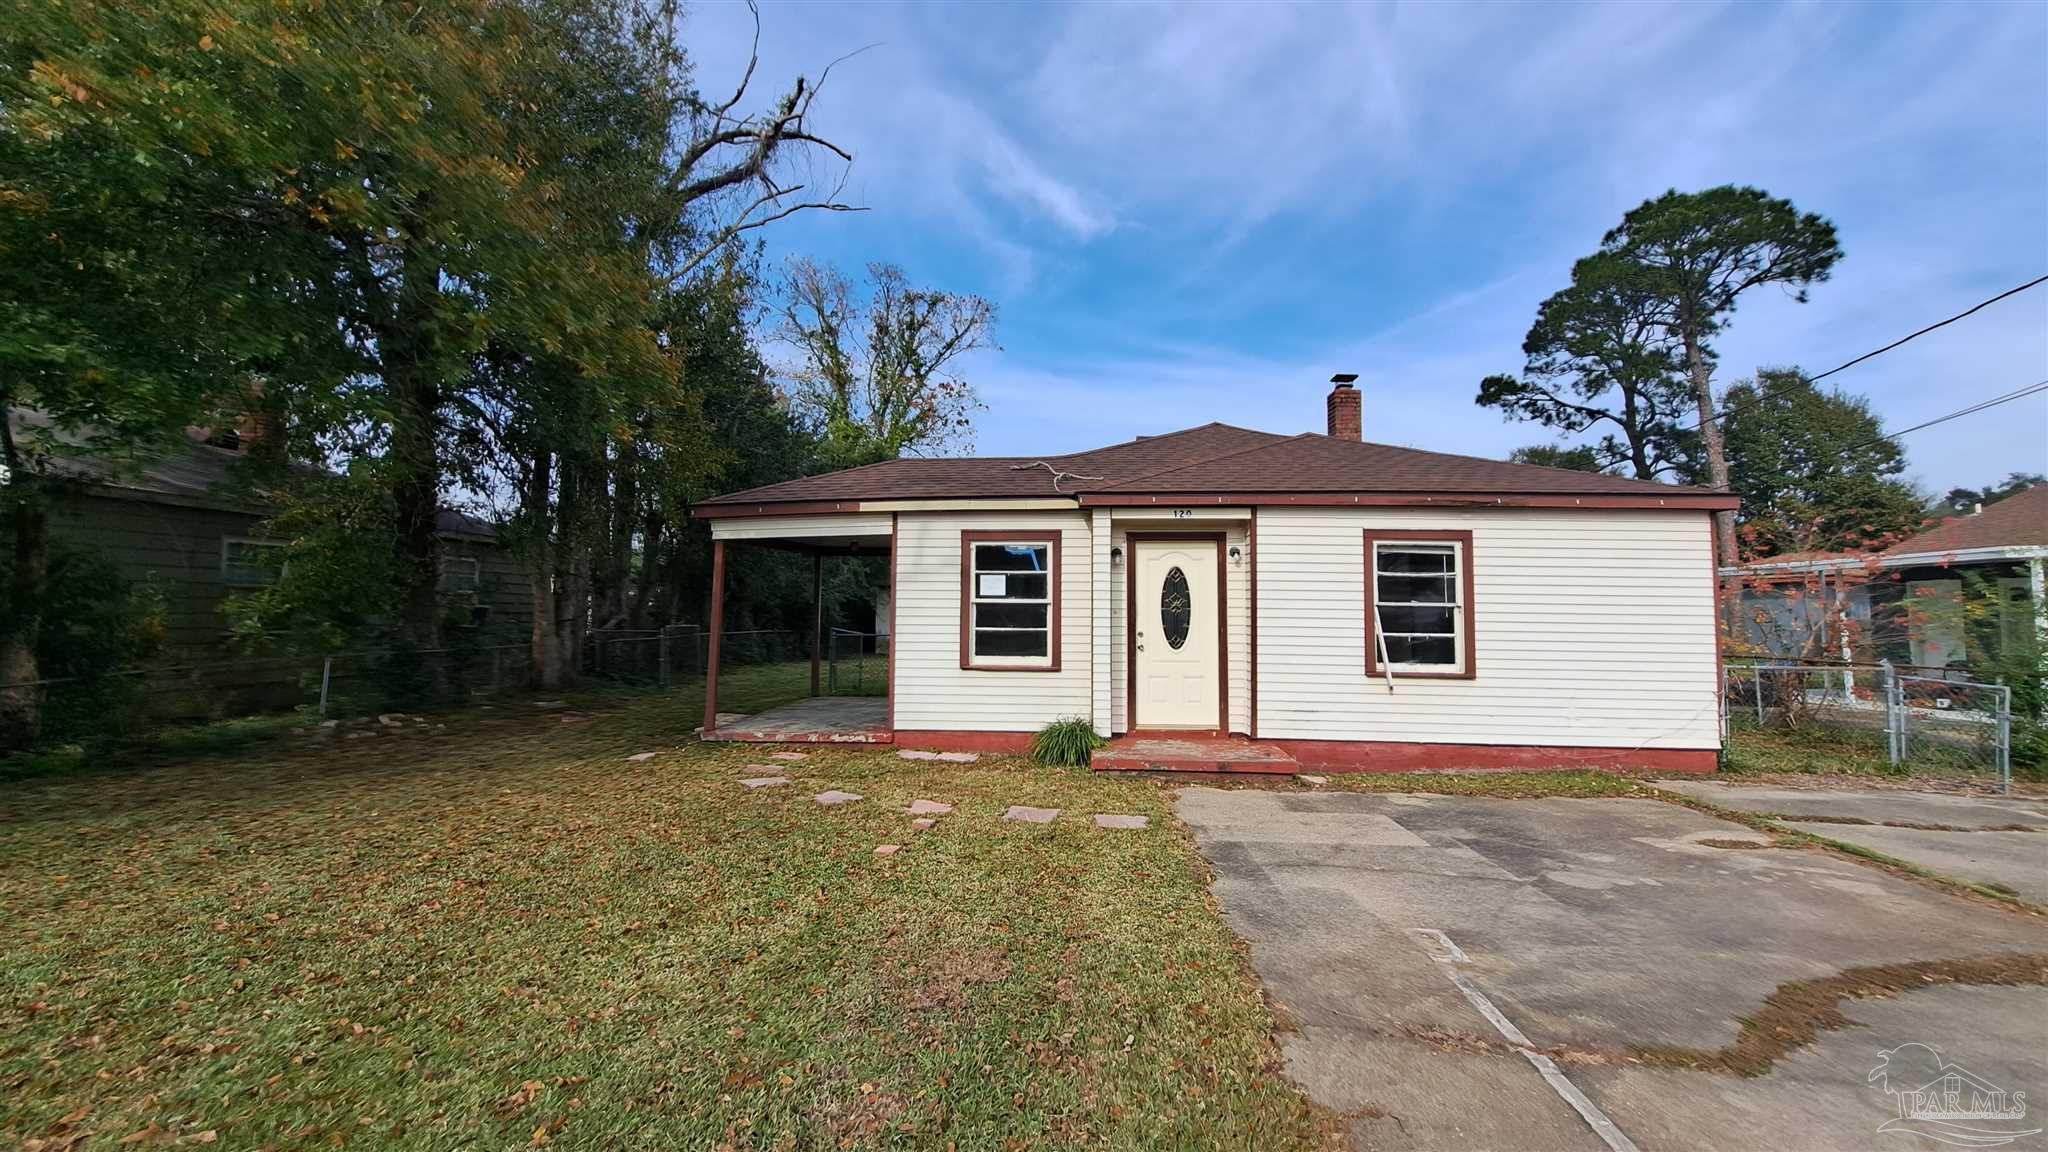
1724 543 2048 577
1077 491 1740 511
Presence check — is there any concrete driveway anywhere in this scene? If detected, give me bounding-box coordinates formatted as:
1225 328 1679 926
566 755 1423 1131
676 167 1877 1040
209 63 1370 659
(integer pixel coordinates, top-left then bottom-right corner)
1177 787 2048 1152
1651 780 2048 903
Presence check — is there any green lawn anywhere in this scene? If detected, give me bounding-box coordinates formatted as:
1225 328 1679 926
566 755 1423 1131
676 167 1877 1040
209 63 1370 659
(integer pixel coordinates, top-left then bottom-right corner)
0 679 1335 1150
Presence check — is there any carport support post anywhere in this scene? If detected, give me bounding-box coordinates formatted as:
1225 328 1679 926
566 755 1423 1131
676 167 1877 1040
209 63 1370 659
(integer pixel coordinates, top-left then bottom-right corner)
810 552 823 697
704 538 727 738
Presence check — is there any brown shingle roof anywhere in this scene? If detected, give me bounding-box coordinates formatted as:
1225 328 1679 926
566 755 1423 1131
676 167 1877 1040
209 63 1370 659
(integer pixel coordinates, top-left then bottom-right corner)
1882 486 2048 555
696 422 1728 508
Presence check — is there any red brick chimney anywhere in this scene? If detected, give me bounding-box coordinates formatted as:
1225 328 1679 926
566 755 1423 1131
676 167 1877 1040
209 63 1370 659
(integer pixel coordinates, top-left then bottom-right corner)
1326 374 1361 441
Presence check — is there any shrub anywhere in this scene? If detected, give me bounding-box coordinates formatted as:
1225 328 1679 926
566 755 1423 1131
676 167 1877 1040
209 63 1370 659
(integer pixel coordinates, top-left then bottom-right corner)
1031 716 1106 767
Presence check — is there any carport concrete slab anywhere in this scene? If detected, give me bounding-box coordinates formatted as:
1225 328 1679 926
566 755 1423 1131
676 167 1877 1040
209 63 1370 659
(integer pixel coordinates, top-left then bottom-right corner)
1651 780 2048 829
1784 821 2048 903
1176 787 2048 1151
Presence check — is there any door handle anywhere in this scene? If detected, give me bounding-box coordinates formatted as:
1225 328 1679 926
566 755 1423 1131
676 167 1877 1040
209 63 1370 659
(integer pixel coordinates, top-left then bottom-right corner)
1136 643 1145 652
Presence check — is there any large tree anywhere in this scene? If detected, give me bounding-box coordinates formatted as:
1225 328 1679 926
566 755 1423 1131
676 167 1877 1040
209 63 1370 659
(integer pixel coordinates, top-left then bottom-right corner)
1507 444 1610 473
8 0 858 704
1478 252 1695 480
1720 368 1926 558
776 259 996 469
0 4 349 742
1597 187 1844 564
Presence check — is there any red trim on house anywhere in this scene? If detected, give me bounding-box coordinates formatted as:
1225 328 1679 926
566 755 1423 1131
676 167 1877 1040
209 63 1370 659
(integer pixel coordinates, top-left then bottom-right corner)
1122 532 1228 733
1079 492 1741 511
692 500 865 519
891 730 1038 754
959 530 1064 672
1248 509 1259 739
886 512 898 732
1364 528 1478 680
1269 739 1717 775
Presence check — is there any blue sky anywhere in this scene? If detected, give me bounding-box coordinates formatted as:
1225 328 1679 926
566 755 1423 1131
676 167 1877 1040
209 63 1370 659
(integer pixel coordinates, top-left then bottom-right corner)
688 0 2048 494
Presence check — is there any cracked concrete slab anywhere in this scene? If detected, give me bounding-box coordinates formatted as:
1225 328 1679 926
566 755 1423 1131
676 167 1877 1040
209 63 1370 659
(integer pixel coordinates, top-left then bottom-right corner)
1176 787 2048 1151
1783 821 2048 903
1650 780 2048 830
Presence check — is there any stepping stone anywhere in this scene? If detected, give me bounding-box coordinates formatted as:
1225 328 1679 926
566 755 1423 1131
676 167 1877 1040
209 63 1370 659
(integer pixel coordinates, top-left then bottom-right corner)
937 752 979 763
741 776 790 789
873 844 902 857
814 790 864 806
625 751 658 762
1094 814 1149 830
910 818 936 831
1298 774 1328 786
1004 805 1059 824
907 799 954 816
770 752 808 761
743 763 787 772
897 750 941 761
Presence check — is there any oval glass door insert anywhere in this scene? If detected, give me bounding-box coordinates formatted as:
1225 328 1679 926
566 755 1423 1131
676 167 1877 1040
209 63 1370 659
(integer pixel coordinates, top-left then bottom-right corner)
1161 566 1191 650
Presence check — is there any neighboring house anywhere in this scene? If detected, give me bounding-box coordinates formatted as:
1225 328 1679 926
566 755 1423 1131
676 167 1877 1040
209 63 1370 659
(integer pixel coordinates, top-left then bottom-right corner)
7 409 530 655
1728 486 2046 673
692 378 1735 772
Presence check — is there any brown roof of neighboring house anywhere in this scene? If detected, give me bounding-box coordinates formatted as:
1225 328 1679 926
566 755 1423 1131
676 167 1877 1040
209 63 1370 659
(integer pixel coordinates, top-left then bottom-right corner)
697 422 1729 510
1882 485 2048 556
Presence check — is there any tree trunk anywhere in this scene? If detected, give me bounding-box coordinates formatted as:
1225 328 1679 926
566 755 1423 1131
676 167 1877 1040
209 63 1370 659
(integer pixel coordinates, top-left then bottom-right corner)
383 246 447 658
527 452 561 691
627 510 664 629
1683 328 1737 566
0 481 48 749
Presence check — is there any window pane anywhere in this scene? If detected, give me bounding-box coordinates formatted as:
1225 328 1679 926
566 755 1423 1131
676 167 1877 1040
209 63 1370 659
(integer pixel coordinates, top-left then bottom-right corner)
974 629 1048 658
1378 547 1454 575
1379 605 1455 634
979 572 1047 601
1377 573 1452 604
975 544 1047 572
1384 634 1456 665
1161 566 1192 650
975 602 1048 630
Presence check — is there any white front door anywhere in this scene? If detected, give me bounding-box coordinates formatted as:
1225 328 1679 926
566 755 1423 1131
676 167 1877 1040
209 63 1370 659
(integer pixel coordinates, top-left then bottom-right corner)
1133 539 1219 729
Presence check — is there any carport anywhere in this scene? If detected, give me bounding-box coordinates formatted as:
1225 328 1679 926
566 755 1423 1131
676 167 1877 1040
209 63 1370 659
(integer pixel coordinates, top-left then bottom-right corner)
697 507 894 743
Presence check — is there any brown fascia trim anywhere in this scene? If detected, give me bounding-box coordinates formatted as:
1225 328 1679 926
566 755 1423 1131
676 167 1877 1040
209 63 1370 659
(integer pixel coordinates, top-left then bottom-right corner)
1078 491 1741 511
692 499 865 519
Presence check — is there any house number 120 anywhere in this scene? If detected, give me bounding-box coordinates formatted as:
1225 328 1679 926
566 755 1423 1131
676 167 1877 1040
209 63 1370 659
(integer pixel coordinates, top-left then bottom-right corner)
1170 509 1194 519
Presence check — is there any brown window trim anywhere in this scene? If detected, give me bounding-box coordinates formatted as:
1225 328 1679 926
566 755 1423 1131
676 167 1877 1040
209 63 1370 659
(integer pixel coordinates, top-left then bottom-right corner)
1363 528 1476 680
960 530 1062 672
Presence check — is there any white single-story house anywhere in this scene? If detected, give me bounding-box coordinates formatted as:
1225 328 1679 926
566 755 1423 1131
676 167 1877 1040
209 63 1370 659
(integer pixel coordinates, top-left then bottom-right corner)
692 379 1736 773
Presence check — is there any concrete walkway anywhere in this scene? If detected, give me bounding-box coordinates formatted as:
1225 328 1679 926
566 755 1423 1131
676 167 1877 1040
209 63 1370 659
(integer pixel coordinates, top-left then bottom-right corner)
1652 780 2048 901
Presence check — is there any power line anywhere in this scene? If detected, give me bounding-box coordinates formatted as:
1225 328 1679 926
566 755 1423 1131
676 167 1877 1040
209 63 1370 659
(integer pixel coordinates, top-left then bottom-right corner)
1831 378 2048 458
1588 273 2048 472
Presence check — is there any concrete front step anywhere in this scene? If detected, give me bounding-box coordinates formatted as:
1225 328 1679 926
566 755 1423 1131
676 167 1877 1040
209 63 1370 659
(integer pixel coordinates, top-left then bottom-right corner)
1094 736 1299 775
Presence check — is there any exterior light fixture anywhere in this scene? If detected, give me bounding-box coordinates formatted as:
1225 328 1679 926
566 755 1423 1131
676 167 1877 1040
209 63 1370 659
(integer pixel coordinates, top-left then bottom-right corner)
1110 546 1123 564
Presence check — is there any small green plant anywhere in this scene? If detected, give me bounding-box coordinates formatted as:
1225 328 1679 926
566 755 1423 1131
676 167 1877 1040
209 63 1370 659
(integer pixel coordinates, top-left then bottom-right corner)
1031 716 1106 767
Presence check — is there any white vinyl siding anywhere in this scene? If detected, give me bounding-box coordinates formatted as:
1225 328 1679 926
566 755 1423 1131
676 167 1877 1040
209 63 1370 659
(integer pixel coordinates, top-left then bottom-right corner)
1256 507 1719 749
893 511 1091 731
711 513 892 542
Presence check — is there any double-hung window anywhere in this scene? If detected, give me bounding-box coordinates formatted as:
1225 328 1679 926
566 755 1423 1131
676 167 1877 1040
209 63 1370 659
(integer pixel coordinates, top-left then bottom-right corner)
221 537 288 588
1365 531 1474 678
960 533 1060 670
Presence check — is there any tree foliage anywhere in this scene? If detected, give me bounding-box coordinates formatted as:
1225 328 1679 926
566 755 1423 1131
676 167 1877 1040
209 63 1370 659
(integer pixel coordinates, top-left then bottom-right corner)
1940 472 2045 514
1507 444 1611 473
1479 253 1695 480
1596 186 1844 562
1721 369 1926 558
777 259 995 469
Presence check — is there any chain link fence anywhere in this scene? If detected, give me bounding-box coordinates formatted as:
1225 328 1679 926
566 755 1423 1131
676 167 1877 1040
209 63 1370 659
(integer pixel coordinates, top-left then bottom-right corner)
1724 659 2013 790
3 643 536 745
582 626 887 698
827 629 889 697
